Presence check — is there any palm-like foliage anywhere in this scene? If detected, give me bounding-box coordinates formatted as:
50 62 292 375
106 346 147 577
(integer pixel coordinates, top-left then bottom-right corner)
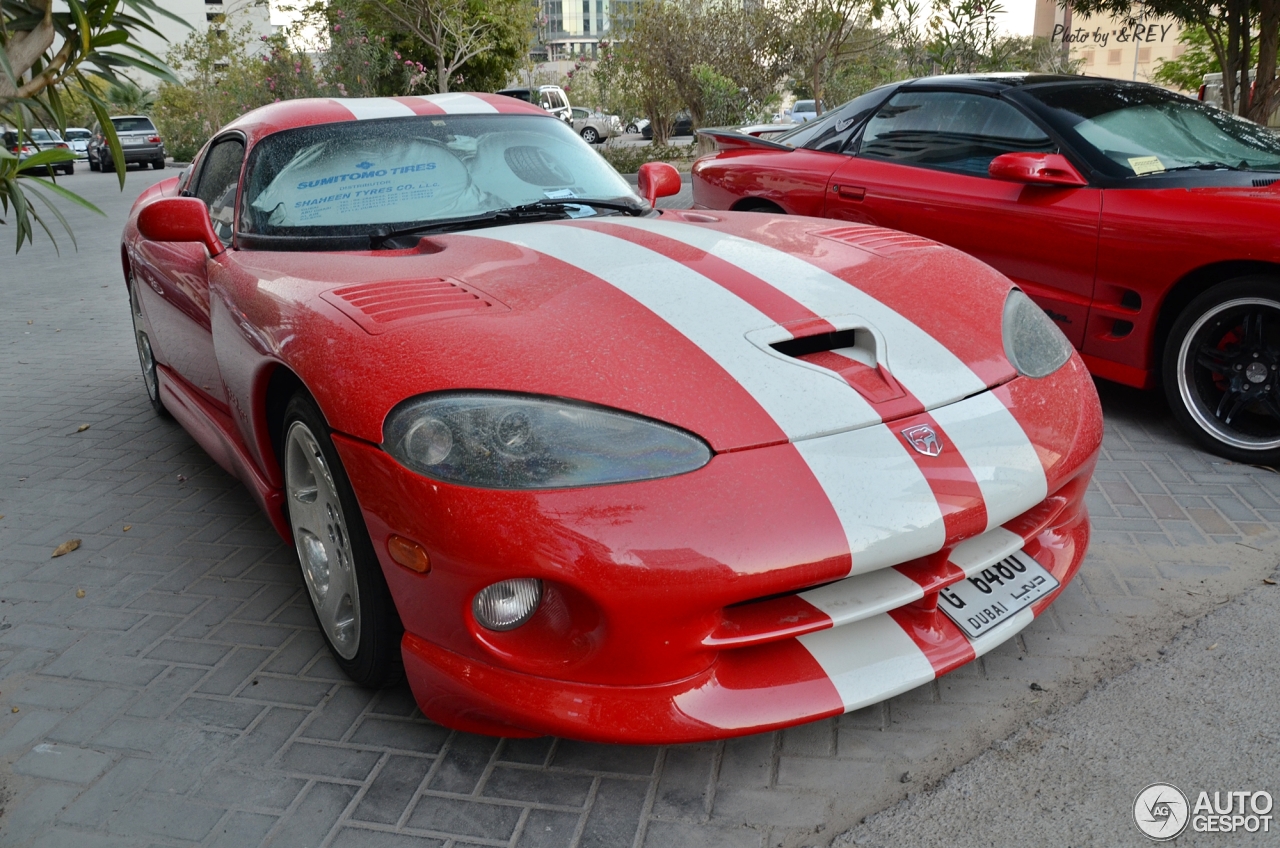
1 0 182 252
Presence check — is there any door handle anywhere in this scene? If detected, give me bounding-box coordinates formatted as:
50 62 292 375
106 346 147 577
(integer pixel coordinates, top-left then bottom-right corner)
833 184 866 200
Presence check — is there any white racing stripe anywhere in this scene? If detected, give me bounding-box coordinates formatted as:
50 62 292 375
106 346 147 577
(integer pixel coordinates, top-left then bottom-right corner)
423 93 499 114
598 218 988 408
330 97 415 120
946 527 1024 575
929 392 1047 531
799 566 924 626
458 224 880 440
797 615 936 712
795 426 945 576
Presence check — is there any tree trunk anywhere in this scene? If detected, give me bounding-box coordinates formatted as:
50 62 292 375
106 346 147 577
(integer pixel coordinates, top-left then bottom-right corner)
1224 2 1242 114
812 59 824 115
437 53 449 93
1252 0 1280 125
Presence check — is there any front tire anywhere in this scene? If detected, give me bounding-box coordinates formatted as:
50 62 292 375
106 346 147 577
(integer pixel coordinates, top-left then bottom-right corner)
581 126 599 144
1164 277 1280 463
626 123 638 134
281 393 403 688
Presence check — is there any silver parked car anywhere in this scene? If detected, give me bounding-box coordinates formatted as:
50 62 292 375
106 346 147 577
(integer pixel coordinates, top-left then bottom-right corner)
3 127 74 174
571 107 620 144
88 115 166 171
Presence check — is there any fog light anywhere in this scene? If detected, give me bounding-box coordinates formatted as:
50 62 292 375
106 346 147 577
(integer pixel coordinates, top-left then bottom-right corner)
473 579 542 631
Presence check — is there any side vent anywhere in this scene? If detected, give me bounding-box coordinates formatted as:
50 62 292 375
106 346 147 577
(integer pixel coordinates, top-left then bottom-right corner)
1253 177 1278 188
813 225 939 256
321 278 507 335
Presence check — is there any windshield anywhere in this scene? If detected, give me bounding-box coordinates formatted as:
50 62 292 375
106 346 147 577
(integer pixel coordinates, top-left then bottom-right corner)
1022 83 1280 177
241 114 637 238
29 129 60 142
111 117 156 133
64 129 91 140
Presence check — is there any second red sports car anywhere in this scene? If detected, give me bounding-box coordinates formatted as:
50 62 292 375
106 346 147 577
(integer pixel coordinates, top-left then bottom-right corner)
694 74 1280 464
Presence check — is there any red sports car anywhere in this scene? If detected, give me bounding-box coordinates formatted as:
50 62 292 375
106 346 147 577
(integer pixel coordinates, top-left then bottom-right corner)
693 74 1280 464
122 93 1101 743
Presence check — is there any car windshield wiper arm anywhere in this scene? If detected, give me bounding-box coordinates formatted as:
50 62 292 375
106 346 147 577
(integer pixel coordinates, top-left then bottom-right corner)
498 197 647 217
1160 161 1244 172
369 198 646 248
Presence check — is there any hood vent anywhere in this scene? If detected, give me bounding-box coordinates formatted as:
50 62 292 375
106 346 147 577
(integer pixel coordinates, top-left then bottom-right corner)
813 226 938 256
322 278 506 334
1253 177 1278 187
771 327 915 411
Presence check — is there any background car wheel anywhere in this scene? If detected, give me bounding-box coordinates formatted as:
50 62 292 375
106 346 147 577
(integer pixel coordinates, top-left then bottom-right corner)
152 158 165 170
626 123 638 134
63 163 74 175
1164 277 1280 464
129 281 169 419
102 156 115 173
88 155 100 172
281 392 404 688
581 126 599 144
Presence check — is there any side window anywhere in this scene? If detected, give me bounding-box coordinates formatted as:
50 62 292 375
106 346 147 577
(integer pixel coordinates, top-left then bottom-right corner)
857 92 1055 177
193 137 245 243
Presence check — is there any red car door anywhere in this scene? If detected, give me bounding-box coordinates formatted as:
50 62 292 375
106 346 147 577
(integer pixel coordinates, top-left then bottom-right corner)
823 89 1101 348
133 136 244 406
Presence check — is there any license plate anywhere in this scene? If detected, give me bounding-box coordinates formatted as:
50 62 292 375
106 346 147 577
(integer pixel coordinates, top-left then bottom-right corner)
122 137 143 146
938 550 1059 640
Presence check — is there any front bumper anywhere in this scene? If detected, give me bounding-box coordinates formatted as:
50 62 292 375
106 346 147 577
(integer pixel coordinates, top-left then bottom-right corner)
335 357 1101 742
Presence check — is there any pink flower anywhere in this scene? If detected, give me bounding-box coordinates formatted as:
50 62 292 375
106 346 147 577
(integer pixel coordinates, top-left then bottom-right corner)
334 24 342 32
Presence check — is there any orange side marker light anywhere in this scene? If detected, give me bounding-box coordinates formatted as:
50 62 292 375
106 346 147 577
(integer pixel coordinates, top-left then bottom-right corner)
388 535 431 573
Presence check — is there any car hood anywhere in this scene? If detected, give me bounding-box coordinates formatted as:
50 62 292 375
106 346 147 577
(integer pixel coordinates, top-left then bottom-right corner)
224 211 1018 451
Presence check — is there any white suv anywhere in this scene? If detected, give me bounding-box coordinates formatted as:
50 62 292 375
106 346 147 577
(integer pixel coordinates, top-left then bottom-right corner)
496 85 573 124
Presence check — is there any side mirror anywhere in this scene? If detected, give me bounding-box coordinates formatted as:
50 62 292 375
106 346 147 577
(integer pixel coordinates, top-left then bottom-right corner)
136 196 225 257
989 152 1087 187
637 162 682 207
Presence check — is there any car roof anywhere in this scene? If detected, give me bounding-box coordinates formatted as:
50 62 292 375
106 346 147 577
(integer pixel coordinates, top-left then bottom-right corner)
220 93 550 147
896 72 1124 92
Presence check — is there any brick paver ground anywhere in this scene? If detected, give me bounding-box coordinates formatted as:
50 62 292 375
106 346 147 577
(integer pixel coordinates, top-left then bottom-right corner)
2 169 1277 848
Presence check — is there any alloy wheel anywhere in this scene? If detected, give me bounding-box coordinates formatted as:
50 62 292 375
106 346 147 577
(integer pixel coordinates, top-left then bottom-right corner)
284 421 362 659
1176 296 1280 453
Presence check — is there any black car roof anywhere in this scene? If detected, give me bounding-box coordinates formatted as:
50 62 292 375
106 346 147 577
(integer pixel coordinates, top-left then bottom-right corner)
898 73 1117 92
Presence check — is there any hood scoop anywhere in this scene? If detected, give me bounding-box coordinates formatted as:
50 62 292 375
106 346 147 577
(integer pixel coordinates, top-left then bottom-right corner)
321 278 507 335
814 226 939 257
760 323 923 420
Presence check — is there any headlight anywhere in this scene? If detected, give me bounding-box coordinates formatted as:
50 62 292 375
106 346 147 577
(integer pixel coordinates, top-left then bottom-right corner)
1002 289 1073 378
383 393 712 489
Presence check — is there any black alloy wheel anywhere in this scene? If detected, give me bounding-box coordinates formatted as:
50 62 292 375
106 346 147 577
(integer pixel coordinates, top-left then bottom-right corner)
1164 278 1280 463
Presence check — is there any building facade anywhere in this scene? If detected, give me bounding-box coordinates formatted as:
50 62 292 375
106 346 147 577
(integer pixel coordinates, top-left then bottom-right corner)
1033 3 1187 90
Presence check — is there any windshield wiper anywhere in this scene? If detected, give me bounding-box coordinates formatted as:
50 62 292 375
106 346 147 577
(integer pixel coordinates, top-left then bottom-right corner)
369 197 646 248
501 197 647 217
1159 161 1245 173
